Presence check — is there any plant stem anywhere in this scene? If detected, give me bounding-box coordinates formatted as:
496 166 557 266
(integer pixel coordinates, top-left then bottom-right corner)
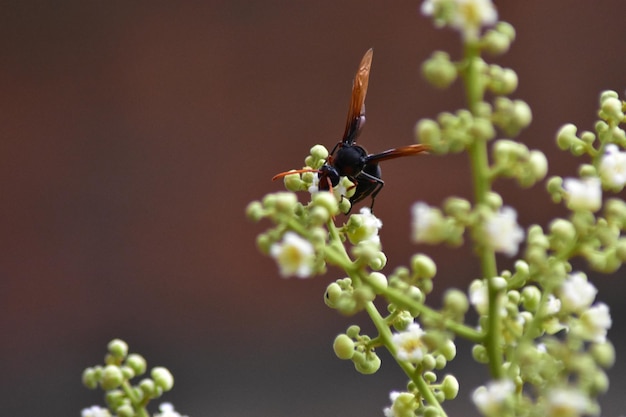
364 301 448 417
463 41 503 378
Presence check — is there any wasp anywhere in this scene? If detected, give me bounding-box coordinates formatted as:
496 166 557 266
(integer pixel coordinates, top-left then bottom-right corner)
274 48 428 212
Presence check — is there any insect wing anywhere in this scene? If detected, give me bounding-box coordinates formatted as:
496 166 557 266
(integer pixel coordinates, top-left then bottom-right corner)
342 48 373 145
365 144 429 163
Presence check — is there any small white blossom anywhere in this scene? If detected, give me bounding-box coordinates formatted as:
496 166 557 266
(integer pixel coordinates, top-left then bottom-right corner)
563 177 602 212
469 279 488 315
599 144 626 188
422 0 498 40
472 379 515 415
483 206 524 257
270 232 315 278
557 272 597 313
580 302 612 343
81 406 111 417
383 391 416 417
348 207 383 245
546 388 588 417
544 294 561 315
391 323 427 363
155 403 189 417
411 202 444 244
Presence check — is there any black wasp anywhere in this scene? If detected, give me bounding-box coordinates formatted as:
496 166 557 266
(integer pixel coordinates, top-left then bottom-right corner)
274 48 429 213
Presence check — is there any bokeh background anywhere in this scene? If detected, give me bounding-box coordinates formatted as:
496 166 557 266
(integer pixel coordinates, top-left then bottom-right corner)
1 1 625 416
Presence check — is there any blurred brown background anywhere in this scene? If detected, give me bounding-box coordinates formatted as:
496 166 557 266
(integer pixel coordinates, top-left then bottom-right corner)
1 1 625 416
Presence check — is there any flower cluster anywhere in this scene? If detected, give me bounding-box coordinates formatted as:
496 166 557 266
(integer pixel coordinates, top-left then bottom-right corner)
247 1 622 416
81 339 183 417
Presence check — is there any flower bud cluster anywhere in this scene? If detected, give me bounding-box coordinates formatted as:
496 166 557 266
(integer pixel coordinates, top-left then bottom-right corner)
491 140 547 187
82 339 176 417
333 326 381 375
325 278 376 315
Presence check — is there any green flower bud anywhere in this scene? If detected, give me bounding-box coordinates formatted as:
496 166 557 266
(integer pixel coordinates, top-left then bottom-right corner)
484 191 503 210
311 192 339 217
441 340 457 361
338 198 352 214
415 119 442 147
152 367 174 392
549 218 576 242
590 341 616 368
592 370 610 394
310 144 329 161
120 365 134 380
354 352 381 375
578 163 597 178
528 150 548 181
482 29 511 55
443 289 469 317
82 367 98 390
125 353 147 376
333 334 355 360
470 117 496 141
422 51 457 89
283 173 304 192
424 406 442 417
556 123 579 150
599 93 624 123
324 282 343 308
368 271 388 293
105 389 125 410
107 339 128 359
411 254 437 279
346 325 361 338
246 201 265 221
139 378 157 397
442 374 460 399
116 404 134 417
472 344 489 363
101 365 124 391
616 239 626 261
521 286 541 311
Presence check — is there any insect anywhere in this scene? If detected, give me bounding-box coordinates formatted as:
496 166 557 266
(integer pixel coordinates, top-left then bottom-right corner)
274 48 429 212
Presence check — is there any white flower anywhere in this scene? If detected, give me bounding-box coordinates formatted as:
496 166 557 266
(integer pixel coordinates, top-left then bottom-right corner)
411 202 444 244
155 403 189 417
483 206 524 257
391 323 427 363
469 279 488 315
472 379 515 415
421 0 498 40
270 232 315 278
557 272 597 313
347 207 383 245
451 0 498 39
81 406 111 417
544 294 561 315
383 391 416 417
579 302 612 343
599 144 626 188
563 177 602 212
546 388 588 417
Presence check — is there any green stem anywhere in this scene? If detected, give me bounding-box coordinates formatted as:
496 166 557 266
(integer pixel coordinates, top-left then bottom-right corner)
362 273 483 343
463 41 503 378
364 301 447 417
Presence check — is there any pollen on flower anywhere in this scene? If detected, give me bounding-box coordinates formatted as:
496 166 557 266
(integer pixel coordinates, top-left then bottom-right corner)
391 322 427 363
483 206 524 257
563 177 602 212
452 0 498 39
270 232 315 278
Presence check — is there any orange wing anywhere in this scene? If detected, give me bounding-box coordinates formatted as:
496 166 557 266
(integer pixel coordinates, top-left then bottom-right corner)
365 144 430 163
342 48 373 144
